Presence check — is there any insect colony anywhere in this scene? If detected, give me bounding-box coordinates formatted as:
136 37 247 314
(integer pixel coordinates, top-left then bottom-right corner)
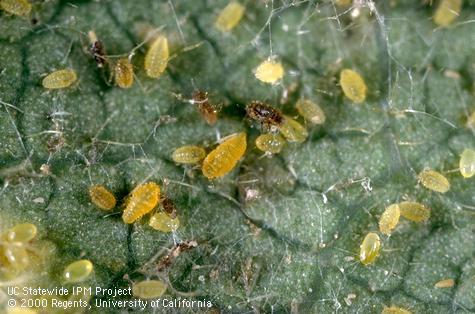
1 0 473 310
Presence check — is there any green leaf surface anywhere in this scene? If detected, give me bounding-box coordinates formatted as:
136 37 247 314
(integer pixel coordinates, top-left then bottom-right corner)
1 0 474 313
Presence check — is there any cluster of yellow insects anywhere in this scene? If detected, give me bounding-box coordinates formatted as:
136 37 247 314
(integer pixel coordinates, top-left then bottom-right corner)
0 223 38 278
84 0 473 282
0 222 169 302
39 29 167 90
89 182 179 233
0 223 97 299
359 150 474 269
1 0 473 311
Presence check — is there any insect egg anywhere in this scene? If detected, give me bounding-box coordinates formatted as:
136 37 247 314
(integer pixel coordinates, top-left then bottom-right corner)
132 280 167 299
433 0 462 27
202 132 247 179
63 259 93 283
279 115 308 143
0 0 31 16
359 232 380 265
171 145 206 164
122 182 160 224
114 58 134 89
144 35 169 78
89 185 117 210
378 204 400 235
254 59 284 84
42 69 77 89
149 212 180 232
459 148 475 178
255 133 286 154
398 201 430 222
339 69 367 104
6 223 37 242
418 169 450 193
382 306 412 314
434 278 455 288
295 98 326 125
215 1 245 32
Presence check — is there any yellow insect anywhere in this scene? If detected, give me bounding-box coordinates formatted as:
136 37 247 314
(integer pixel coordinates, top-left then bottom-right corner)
418 169 450 193
434 278 455 288
433 0 462 27
202 132 247 179
149 212 180 232
144 35 169 78
340 69 367 104
114 58 134 89
42 69 77 89
359 232 380 265
171 145 206 164
382 306 412 314
215 1 245 32
255 133 286 154
279 115 308 143
63 259 93 283
2 244 29 270
378 204 400 235
459 148 475 178
0 0 31 16
122 182 160 224
89 185 117 210
132 280 167 299
398 201 430 222
254 59 284 84
295 98 326 125
6 223 37 242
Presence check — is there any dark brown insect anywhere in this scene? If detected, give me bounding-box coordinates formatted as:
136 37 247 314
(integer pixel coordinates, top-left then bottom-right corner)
157 240 198 272
88 31 107 68
161 197 177 219
246 101 283 132
192 90 218 125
